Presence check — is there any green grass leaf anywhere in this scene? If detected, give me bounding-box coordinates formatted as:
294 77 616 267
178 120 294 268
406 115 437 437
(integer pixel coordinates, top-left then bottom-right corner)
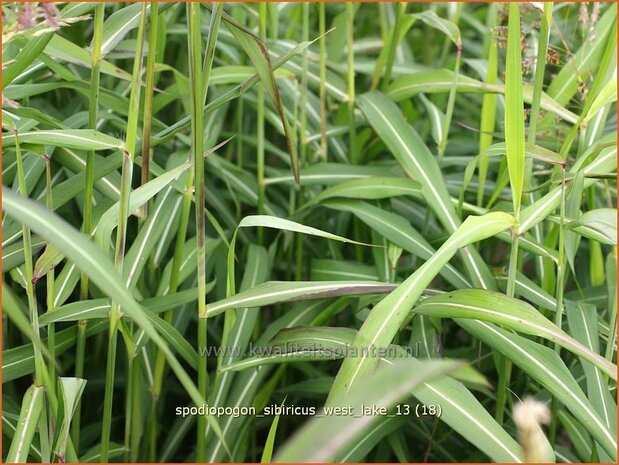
457 319 617 459
2 187 230 452
220 8 299 183
207 281 397 318
6 384 45 463
275 359 462 462
3 4 615 461
2 284 52 364
411 10 461 47
302 177 421 206
387 69 579 124
415 289 616 379
260 397 284 463
566 302 617 434
566 208 617 245
53 377 87 460
329 212 513 401
504 3 525 216
45 35 131 81
357 91 496 289
3 129 125 151
237 325 522 462
226 214 377 296
323 199 470 288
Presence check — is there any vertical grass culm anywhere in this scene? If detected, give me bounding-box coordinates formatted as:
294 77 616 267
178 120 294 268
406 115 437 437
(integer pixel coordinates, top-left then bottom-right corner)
100 4 147 462
2 3 616 463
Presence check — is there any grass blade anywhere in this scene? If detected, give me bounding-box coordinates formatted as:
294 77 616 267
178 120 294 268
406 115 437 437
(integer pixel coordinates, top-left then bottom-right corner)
328 212 513 401
207 281 397 318
415 289 616 379
53 378 87 461
456 319 616 459
6 385 45 463
2 187 230 455
357 91 496 289
504 3 525 216
2 129 124 151
275 360 462 462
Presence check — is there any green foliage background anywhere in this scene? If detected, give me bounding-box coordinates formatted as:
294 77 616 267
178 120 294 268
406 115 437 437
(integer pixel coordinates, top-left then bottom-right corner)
2 2 617 463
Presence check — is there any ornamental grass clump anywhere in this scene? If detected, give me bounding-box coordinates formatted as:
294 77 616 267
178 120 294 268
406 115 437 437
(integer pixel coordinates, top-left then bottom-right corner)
2 2 617 463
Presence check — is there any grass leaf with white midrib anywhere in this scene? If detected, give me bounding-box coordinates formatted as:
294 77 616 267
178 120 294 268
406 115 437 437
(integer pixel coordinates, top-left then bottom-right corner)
455 319 617 459
328 212 514 401
2 187 230 452
275 360 462 462
357 91 496 289
414 289 616 379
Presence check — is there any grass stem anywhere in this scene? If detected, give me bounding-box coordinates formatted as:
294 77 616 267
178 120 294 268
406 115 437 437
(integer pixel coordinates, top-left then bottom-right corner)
13 128 50 460
381 2 406 92
437 47 461 161
346 3 357 164
140 2 160 212
74 3 104 450
295 1 310 281
318 2 328 159
100 4 147 461
257 2 267 244
187 3 207 459
476 4 498 207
